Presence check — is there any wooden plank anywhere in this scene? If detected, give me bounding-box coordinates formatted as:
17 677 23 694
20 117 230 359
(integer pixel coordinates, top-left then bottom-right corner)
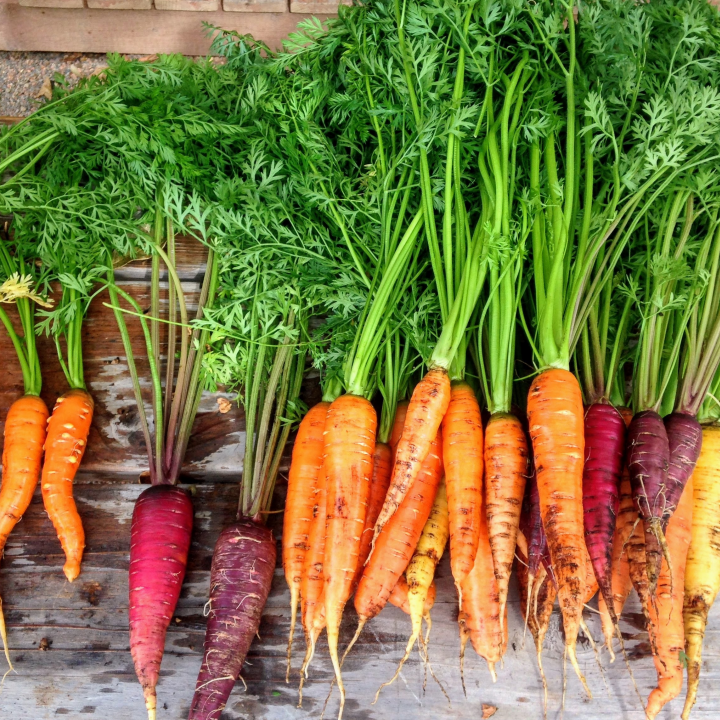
0 2 334 55
3 482 720 719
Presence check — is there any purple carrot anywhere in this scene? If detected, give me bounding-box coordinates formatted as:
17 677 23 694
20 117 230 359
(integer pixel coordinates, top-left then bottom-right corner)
582 403 626 624
188 518 276 720
626 410 671 595
520 465 553 596
663 412 702 526
129 485 194 720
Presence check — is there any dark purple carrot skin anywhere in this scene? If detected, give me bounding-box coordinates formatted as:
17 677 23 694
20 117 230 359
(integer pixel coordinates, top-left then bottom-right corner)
627 410 670 594
663 412 702 527
583 403 626 624
520 463 553 587
188 518 276 720
129 485 194 719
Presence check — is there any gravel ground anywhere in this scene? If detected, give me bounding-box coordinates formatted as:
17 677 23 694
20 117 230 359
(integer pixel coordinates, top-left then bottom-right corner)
0 51 114 118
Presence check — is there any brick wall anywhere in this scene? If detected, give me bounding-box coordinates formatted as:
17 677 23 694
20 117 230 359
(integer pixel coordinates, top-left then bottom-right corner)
15 0 346 13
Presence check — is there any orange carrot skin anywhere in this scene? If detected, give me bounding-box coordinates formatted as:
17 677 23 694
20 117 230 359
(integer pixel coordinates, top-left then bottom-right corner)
485 412 528 617
283 403 329 629
353 442 393 589
41 389 93 582
389 401 409 458
355 430 443 620
0 394 49 554
374 368 451 541
323 395 377 646
388 575 436 615
301 463 327 642
526 369 586 660
442 382 483 590
646 478 693 719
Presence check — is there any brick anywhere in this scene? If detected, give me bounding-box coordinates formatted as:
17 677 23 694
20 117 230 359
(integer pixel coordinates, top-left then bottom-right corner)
87 0 151 7
155 0 219 8
290 0 348 12
223 0 285 12
18 0 83 7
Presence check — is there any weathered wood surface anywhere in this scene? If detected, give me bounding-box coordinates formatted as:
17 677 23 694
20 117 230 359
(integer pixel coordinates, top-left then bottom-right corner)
0 240 719 718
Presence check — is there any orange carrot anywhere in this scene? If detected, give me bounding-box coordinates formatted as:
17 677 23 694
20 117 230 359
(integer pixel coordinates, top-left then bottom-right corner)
442 382 483 596
283 401 329 681
352 442 393 590
459 488 506 680
323 394 377 719
526 368 589 693
485 411 528 628
41 388 93 582
373 368 451 544
388 575 437 617
0 395 49 555
598 469 635 660
645 478 694 719
389 401 409 458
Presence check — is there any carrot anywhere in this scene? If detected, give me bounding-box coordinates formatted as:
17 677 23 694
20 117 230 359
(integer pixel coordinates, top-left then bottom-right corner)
352 441 393 590
598 469 636 660
485 411 528 630
375 481 449 699
282 401 329 681
442 382 483 596
129 485 194 720
41 388 93 582
373 368 451 544
323 394 377 720
645 477 693 719
298 461 328 699
389 400 409 457
388 575 437 617
0 395 49 557
459 487 506 680
527 368 589 693
682 425 720 719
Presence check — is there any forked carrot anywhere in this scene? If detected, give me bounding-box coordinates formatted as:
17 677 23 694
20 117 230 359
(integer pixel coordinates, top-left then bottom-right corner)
373 368 451 544
41 388 94 582
323 394 377 720
283 401 329 681
442 382 483 597
527 368 589 694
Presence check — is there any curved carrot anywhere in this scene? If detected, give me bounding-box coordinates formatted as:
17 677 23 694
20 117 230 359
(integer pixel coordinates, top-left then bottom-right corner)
283 401 329 680
389 400 409 457
485 411 528 629
526 368 588 694
646 478 693 719
442 382 483 595
388 575 437 616
373 368 451 544
41 388 93 582
353 441 393 590
323 394 377 720
0 394 49 555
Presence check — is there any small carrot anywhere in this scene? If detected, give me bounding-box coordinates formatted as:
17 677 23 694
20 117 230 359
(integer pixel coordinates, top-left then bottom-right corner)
323 394 377 720
459 487 506 681
0 395 49 556
41 388 94 582
375 481 449 699
442 382 483 596
646 478 693 719
389 400 409 458
485 411 528 630
388 575 437 618
373 368 451 544
527 368 588 694
283 401 329 681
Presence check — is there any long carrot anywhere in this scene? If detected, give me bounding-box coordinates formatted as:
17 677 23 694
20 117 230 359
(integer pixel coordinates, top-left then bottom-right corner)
323 393 377 719
682 424 720 719
645 477 693 719
283 400 329 681
485 411 528 630
442 382 483 597
41 388 93 582
527 368 589 693
372 368 450 544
